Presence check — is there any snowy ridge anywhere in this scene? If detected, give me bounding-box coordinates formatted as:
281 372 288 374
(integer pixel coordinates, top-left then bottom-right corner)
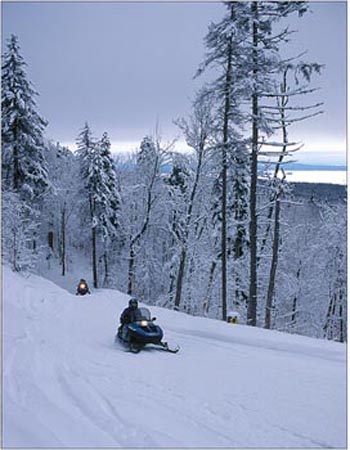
3 266 346 448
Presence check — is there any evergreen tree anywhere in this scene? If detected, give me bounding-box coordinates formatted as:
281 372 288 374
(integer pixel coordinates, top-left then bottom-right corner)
164 158 189 306
76 122 99 287
2 34 49 200
137 136 160 180
76 125 122 288
76 122 96 182
95 132 122 287
98 132 122 240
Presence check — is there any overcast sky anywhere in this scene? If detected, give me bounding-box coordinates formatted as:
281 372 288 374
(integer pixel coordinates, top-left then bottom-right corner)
2 1 347 164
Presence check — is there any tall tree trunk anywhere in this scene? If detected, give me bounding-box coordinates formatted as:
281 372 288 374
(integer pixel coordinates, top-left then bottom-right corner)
247 1 259 326
61 208 66 276
186 254 196 313
330 296 337 340
127 159 158 296
92 225 98 288
48 231 54 250
173 141 204 310
33 233 37 252
127 244 135 295
13 144 20 190
167 212 177 301
234 224 245 260
291 296 297 325
264 83 288 329
103 252 110 287
220 35 233 322
291 262 301 326
339 300 344 343
264 189 282 329
13 229 18 271
203 260 217 315
13 118 20 191
174 248 187 310
323 293 333 339
233 223 247 307
89 195 98 289
168 272 176 304
259 68 289 261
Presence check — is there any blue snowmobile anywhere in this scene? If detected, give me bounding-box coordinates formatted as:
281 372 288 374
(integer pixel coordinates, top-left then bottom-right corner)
116 306 179 354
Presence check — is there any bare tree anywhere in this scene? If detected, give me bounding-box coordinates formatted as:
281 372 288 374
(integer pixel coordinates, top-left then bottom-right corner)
173 93 213 310
262 62 323 329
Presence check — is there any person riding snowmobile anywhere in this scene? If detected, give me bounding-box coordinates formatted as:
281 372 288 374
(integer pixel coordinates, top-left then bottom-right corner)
119 298 140 341
227 311 239 324
76 278 91 296
120 298 140 324
116 298 179 353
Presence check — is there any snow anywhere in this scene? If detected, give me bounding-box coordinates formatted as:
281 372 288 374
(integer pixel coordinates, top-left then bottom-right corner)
3 265 346 448
285 170 346 185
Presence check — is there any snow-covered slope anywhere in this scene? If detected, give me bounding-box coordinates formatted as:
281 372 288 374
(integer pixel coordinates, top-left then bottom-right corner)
3 266 346 448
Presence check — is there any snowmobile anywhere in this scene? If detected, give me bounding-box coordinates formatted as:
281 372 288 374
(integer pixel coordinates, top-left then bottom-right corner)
116 307 179 354
76 279 91 296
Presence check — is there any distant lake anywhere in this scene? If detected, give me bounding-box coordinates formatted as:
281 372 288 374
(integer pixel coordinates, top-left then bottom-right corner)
284 170 346 185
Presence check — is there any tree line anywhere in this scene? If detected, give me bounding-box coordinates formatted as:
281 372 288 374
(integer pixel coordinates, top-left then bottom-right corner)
1 2 346 342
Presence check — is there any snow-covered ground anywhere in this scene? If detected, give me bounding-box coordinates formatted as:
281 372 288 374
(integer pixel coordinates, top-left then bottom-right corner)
3 265 346 448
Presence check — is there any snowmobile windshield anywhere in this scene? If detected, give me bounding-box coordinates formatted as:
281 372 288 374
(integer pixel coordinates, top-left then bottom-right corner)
134 307 151 321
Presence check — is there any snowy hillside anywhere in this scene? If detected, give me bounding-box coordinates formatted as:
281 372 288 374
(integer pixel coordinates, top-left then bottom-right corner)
3 266 346 448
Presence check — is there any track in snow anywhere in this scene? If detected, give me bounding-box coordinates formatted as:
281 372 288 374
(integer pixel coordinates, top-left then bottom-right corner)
3 267 346 448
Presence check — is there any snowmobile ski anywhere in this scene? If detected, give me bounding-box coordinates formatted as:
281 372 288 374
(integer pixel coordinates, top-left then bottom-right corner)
157 342 180 353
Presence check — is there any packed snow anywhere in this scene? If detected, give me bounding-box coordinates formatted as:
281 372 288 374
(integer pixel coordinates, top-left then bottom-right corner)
3 266 346 448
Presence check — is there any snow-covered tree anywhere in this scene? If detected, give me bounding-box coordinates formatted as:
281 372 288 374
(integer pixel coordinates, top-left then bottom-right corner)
244 1 309 326
261 62 322 329
76 125 122 288
164 157 189 306
2 192 39 272
76 122 96 181
94 132 122 287
2 34 49 201
42 142 79 276
172 92 213 311
76 122 97 284
126 136 162 295
320 203 347 342
196 3 250 320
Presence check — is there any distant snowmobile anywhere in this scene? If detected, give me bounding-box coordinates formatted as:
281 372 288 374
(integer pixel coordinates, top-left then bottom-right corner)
116 306 179 354
76 279 91 296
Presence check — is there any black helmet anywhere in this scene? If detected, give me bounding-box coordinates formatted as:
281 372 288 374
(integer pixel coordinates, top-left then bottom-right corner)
129 298 138 309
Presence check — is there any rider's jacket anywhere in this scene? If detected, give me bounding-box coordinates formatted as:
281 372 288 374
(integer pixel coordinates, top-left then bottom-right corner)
120 307 139 325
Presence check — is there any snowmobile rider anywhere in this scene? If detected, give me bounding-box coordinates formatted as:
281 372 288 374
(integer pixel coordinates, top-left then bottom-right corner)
76 278 91 296
120 298 140 325
119 298 140 342
227 312 239 324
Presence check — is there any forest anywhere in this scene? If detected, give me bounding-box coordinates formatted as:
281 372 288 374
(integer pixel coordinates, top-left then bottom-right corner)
2 1 346 342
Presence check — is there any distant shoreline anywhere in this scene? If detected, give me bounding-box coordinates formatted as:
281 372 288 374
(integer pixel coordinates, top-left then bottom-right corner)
264 170 347 186
285 170 346 185
266 163 347 171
